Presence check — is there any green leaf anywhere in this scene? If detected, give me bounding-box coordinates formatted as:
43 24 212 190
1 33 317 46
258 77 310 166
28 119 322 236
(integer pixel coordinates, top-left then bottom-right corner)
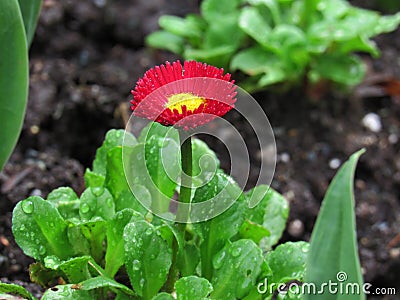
184 45 236 69
79 219 107 263
84 168 105 189
211 239 264 300
336 36 379 57
248 0 282 26
317 0 350 20
0 282 37 300
139 123 180 213
44 255 93 283
266 241 309 284
105 147 147 214
12 196 73 261
191 138 219 187
146 31 184 54
41 285 92 300
192 171 245 279
17 0 42 46
244 186 289 251
79 187 115 221
159 15 202 39
124 220 172 299
80 276 135 296
175 276 213 300
66 224 90 255
152 293 174 300
311 54 366 86
239 219 270 244
257 66 286 86
93 129 137 177
0 0 29 171
239 7 271 45
47 187 80 220
201 0 241 23
177 243 201 277
204 17 242 50
105 209 144 277
373 12 400 36
231 47 285 85
304 149 365 300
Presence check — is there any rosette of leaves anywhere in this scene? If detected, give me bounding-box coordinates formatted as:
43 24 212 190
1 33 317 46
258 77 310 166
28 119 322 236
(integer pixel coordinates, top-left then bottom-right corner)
1 125 365 299
146 0 400 91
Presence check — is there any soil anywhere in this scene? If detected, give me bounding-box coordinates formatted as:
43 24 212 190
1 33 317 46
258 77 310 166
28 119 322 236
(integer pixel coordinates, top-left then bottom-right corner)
1 0 399 299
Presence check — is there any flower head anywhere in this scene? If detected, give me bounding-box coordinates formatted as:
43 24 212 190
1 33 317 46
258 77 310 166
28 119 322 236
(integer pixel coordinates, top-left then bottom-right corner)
131 60 237 129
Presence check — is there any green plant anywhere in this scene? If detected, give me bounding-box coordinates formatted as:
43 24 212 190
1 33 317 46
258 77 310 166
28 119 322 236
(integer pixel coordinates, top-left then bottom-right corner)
146 0 400 91
1 59 366 299
0 0 42 170
0 125 365 300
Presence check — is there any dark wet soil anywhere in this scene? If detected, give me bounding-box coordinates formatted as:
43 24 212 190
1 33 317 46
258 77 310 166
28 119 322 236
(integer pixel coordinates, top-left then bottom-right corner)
1 1 399 299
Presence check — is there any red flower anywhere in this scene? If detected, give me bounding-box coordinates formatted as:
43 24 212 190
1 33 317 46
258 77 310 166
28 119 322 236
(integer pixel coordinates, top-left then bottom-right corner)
131 60 237 129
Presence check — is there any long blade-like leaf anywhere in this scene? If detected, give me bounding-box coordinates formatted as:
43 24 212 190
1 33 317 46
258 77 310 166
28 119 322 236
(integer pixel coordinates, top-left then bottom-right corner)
18 0 42 46
0 0 29 170
304 149 365 300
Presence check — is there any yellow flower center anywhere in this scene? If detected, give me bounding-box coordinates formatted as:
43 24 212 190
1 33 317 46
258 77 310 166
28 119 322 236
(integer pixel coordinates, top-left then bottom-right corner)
166 93 206 114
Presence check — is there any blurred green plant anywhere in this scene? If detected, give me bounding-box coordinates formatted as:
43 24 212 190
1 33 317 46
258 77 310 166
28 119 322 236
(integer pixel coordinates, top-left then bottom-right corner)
0 0 42 171
146 0 400 91
0 126 365 299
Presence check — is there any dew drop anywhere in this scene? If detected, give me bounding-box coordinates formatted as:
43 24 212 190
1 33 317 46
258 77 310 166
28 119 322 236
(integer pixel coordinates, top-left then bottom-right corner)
106 198 113 208
213 250 226 269
139 278 145 287
21 200 34 214
39 245 46 255
132 259 141 271
20 224 26 231
301 243 309 253
231 246 242 257
91 186 104 196
81 203 90 214
145 228 153 235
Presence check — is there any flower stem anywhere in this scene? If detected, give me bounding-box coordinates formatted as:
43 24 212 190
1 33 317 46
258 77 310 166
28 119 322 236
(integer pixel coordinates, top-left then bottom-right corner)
166 133 192 291
177 133 192 222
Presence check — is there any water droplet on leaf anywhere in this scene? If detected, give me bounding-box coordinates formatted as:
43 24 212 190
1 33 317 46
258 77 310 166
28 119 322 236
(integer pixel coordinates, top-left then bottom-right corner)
21 200 34 214
231 246 242 257
139 278 145 287
81 203 90 214
106 198 113 208
301 244 309 253
39 245 46 255
91 186 104 196
213 250 226 269
132 259 141 271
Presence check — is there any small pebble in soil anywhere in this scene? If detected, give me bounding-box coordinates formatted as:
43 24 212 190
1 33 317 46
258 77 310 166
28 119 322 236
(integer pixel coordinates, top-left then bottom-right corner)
279 152 290 163
388 133 398 144
288 219 304 238
329 158 341 169
30 189 43 197
389 248 400 259
362 112 382 132
30 125 40 135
